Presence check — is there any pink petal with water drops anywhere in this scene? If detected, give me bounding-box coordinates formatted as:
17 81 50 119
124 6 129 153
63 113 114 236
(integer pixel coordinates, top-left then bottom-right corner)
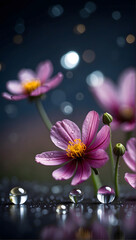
50 119 81 150
36 60 53 83
86 149 109 168
71 161 91 185
6 81 24 94
124 173 136 189
35 151 70 165
89 125 110 150
52 160 76 180
18 69 36 83
119 68 136 108
82 111 99 147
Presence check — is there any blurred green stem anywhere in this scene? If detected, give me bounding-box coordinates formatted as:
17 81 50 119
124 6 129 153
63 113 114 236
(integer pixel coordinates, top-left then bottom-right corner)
126 131 132 143
109 126 115 176
35 99 52 131
91 170 102 196
115 156 120 198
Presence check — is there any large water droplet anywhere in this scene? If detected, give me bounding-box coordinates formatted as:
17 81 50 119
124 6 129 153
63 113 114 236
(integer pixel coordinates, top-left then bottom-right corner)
56 204 67 214
97 186 115 204
69 189 84 203
9 187 28 204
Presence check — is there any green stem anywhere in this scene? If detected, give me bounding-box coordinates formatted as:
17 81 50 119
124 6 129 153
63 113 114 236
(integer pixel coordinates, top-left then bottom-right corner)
109 126 115 176
115 156 120 198
35 99 52 131
91 169 102 196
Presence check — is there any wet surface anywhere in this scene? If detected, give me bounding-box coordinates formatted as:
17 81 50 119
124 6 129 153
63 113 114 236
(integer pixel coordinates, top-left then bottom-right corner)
0 179 136 239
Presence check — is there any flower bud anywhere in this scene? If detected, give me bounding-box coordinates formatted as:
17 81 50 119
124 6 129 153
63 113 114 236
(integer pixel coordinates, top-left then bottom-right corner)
113 143 125 156
102 112 113 125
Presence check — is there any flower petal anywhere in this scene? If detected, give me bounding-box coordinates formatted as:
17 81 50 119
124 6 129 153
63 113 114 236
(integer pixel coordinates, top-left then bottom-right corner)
71 161 91 185
18 69 36 83
123 138 136 172
90 78 119 113
36 60 53 83
35 151 69 165
30 86 47 96
89 125 110 150
123 152 136 172
121 121 136 132
86 149 109 168
2 92 27 101
119 68 136 108
43 72 63 91
50 119 81 150
6 81 24 94
82 111 99 147
124 173 136 189
52 160 76 180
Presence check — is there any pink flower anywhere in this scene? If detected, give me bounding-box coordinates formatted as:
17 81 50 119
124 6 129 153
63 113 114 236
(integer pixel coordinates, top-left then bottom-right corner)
90 68 136 131
123 138 136 189
35 111 110 185
2 60 63 100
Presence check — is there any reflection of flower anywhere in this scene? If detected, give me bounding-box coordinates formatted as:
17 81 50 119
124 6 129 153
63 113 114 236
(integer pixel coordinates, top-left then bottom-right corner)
41 210 109 240
36 111 110 185
90 69 136 131
123 138 136 189
2 61 63 100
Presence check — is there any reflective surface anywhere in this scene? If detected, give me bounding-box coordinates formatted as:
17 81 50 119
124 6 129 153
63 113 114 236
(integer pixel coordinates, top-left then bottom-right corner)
0 180 136 239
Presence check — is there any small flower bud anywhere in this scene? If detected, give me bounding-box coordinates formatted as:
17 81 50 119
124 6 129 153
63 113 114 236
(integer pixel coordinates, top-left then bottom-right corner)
113 143 125 156
102 112 113 125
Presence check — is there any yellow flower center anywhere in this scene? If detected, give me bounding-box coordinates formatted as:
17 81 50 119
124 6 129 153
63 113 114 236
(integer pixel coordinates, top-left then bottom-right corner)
75 227 92 240
119 106 134 121
23 79 41 93
66 139 86 159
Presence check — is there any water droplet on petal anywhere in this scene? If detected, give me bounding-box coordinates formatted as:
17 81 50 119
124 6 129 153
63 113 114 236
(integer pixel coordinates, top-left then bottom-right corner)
97 186 115 204
9 187 28 204
69 189 84 203
56 204 67 214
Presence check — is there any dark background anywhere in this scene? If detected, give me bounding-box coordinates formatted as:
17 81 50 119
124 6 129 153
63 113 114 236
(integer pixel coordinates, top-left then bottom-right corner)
0 0 135 185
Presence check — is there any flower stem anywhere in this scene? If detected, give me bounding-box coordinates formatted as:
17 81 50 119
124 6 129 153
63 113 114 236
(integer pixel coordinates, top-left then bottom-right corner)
91 169 102 196
114 156 120 198
35 99 52 131
109 127 115 176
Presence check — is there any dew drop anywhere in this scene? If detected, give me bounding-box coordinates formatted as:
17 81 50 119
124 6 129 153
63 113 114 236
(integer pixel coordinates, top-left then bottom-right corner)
97 186 115 204
69 189 84 203
9 187 28 205
56 204 67 214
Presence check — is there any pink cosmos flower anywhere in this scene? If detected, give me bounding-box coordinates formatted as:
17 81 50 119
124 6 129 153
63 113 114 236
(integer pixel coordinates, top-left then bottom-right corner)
90 68 136 131
123 137 136 189
35 111 110 185
2 60 63 100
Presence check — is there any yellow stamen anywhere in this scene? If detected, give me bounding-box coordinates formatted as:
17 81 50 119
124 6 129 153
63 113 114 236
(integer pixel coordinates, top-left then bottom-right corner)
23 79 41 93
75 227 92 240
66 139 86 159
119 107 134 121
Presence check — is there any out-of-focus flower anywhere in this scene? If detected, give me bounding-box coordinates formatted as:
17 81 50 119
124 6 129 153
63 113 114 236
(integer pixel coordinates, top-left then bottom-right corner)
123 138 136 189
90 69 136 131
2 61 63 100
35 111 110 185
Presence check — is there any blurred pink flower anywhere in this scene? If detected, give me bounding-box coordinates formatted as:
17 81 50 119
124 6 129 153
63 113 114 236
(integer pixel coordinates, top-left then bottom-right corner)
123 138 136 189
2 60 63 100
35 111 110 185
90 68 136 131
